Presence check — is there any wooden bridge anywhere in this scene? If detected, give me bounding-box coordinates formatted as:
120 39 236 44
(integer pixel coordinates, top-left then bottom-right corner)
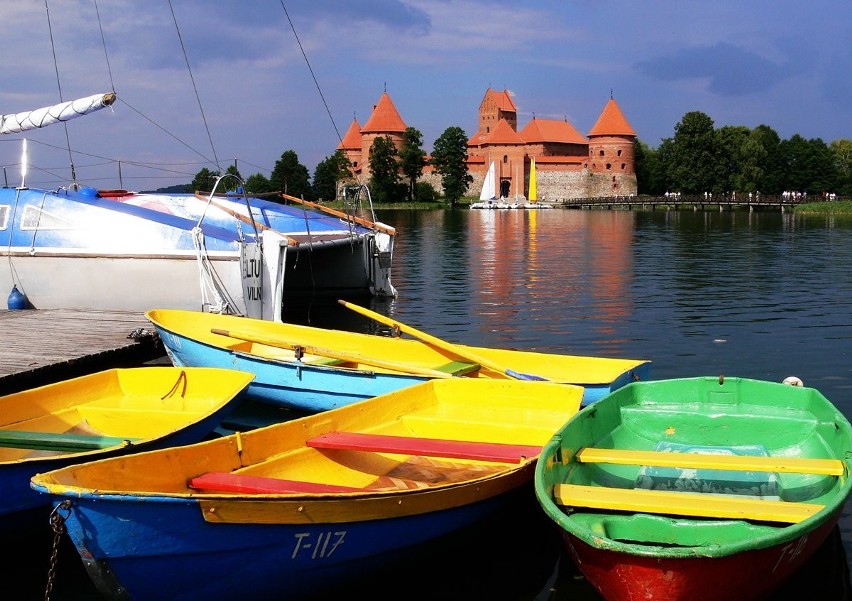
558 194 804 211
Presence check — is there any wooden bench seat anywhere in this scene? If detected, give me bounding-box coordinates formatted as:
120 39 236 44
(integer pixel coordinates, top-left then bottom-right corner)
0 429 138 452
576 447 845 476
307 431 541 463
554 483 823 524
188 472 364 494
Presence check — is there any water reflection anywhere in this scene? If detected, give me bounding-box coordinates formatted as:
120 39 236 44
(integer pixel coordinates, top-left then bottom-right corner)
285 207 852 599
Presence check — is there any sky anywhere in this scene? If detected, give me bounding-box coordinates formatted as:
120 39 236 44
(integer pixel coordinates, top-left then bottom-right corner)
1 0 850 191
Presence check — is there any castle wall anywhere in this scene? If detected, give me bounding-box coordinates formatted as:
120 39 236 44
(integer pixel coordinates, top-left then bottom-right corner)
419 169 637 201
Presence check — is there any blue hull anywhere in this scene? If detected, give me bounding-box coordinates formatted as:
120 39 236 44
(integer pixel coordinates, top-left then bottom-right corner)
50 490 514 600
0 403 237 529
157 327 429 412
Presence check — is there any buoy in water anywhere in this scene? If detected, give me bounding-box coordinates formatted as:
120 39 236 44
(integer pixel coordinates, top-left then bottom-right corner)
782 376 804 387
7 285 27 310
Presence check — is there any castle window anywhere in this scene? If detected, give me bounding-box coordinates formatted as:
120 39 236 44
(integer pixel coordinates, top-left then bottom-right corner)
353 161 358 168
503 155 508 164
599 150 605 157
617 149 622 157
606 163 611 170
621 163 626 170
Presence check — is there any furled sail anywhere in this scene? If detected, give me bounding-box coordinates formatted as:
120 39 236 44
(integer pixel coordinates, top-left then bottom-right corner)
529 158 537 201
0 92 116 135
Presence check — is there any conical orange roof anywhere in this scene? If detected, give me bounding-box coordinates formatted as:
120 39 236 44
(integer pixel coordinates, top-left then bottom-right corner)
589 98 635 137
337 118 362 150
361 92 407 134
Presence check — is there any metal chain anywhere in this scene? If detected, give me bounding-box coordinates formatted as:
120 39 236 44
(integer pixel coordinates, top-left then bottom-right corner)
44 500 72 601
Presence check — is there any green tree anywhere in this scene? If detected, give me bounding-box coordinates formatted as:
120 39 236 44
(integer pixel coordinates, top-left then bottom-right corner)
830 139 852 195
715 125 750 193
245 173 274 194
270 150 312 199
779 135 836 195
312 150 352 201
634 139 664 195
368 135 403 203
430 126 472 208
750 125 783 194
190 167 220 193
399 127 427 201
666 111 720 194
220 164 243 193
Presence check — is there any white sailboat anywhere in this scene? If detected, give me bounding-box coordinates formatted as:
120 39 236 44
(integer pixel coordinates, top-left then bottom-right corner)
471 161 502 209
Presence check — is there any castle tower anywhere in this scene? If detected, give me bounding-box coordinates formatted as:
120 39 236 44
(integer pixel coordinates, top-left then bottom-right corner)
588 97 636 177
477 88 517 139
337 118 363 177
359 92 407 181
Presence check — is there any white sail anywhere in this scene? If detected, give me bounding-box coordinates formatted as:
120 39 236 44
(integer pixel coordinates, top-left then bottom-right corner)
480 161 497 201
1 92 116 135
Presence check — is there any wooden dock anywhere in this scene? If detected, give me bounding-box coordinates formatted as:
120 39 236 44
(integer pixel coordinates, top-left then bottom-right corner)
0 309 165 395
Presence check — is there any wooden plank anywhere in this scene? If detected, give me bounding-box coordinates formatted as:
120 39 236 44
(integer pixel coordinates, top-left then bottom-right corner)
0 309 163 395
576 447 845 476
554 484 823 524
307 432 542 463
0 429 137 452
188 472 364 494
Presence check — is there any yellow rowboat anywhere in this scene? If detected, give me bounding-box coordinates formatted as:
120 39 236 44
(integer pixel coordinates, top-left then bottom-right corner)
32 378 583 601
2 366 253 534
147 307 651 412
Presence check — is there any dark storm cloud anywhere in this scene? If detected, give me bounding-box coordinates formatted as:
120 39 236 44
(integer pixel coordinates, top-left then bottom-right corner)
635 42 793 96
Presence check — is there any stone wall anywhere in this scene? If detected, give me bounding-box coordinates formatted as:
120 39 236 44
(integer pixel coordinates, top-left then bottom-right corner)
416 169 636 200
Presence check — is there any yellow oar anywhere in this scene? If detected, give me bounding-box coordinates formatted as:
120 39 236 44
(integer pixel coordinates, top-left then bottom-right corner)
337 300 548 381
210 328 453 379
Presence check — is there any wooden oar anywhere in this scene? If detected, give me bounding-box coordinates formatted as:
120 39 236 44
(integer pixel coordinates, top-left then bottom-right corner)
210 328 453 379
337 300 548 381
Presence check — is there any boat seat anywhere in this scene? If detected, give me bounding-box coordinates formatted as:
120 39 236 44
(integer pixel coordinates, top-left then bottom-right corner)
307 431 541 463
432 361 481 376
188 472 364 494
554 484 824 524
0 430 138 452
576 448 845 476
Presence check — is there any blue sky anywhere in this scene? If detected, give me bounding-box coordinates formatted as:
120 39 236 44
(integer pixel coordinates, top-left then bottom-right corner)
1 0 850 191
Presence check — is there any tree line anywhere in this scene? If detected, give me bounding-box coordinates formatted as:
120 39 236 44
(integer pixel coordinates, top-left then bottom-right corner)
187 125 472 207
635 111 851 197
185 110 852 203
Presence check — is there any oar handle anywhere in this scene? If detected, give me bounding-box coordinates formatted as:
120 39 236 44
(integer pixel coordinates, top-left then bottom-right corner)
337 300 522 380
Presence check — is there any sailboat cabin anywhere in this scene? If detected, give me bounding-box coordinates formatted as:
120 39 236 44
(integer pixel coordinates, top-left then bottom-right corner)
338 88 637 201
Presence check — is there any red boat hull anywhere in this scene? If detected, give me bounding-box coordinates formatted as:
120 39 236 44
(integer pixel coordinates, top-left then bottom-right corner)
562 514 840 601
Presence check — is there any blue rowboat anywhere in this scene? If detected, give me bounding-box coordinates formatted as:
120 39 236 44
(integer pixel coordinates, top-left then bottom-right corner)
146 308 652 412
31 377 584 600
0 367 253 534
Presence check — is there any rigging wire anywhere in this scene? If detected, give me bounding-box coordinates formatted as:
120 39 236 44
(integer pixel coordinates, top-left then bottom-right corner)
167 0 220 172
92 0 116 93
279 1 343 145
44 0 77 184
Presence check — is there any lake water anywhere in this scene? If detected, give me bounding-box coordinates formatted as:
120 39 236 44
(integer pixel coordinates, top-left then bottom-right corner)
24 207 852 600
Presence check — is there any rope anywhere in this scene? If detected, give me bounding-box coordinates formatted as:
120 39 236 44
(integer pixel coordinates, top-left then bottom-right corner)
43 0 77 183
168 0 220 172
279 2 343 145
92 0 116 93
191 226 241 315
